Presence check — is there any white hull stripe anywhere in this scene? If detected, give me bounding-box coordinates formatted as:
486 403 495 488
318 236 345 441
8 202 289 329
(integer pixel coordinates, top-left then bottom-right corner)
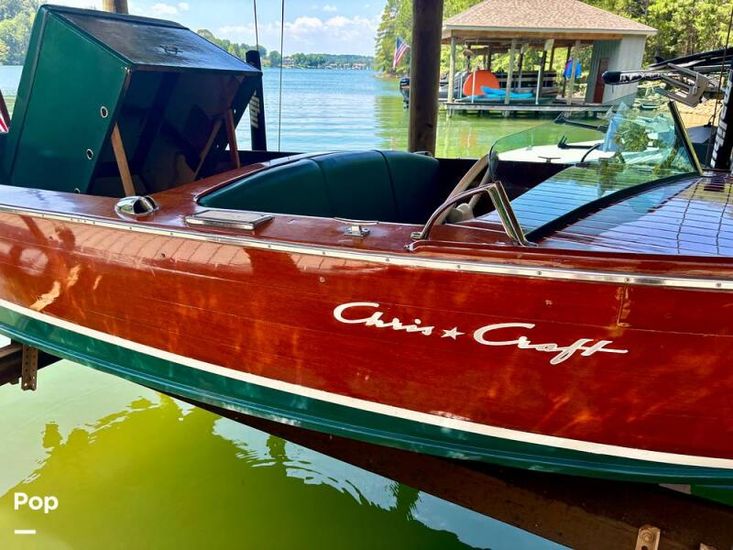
1 297 732 471
0 204 732 290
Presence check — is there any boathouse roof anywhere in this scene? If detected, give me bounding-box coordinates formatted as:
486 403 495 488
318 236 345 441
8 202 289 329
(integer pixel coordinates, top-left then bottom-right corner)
443 0 656 43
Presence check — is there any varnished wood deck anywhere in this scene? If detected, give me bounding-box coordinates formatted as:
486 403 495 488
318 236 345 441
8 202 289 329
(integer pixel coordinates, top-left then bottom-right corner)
541 173 733 256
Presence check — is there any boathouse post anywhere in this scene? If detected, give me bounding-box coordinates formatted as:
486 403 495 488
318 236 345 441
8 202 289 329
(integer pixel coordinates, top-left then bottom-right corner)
548 44 555 73
561 44 571 96
447 36 456 104
536 40 551 105
566 40 581 105
408 0 444 154
517 43 526 88
102 0 128 13
503 39 516 116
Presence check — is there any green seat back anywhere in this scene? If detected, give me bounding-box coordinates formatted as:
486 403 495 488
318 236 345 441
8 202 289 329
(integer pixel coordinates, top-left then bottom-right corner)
379 151 440 224
200 159 333 217
199 150 442 224
311 151 397 221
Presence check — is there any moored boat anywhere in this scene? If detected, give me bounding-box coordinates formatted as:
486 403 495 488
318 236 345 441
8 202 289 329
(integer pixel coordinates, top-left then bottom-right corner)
1 6 733 484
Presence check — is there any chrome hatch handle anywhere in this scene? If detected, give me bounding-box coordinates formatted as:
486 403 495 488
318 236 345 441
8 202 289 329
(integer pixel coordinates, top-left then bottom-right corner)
410 181 534 247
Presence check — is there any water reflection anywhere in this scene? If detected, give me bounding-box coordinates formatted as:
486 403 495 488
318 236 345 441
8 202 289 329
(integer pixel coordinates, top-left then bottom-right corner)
0 362 562 549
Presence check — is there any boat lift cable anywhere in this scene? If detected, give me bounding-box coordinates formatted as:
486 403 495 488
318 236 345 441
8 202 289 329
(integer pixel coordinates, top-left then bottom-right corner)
706 3 733 163
252 0 260 52
278 0 285 151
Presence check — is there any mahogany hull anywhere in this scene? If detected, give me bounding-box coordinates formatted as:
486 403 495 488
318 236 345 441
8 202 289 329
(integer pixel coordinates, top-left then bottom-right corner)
0 182 732 483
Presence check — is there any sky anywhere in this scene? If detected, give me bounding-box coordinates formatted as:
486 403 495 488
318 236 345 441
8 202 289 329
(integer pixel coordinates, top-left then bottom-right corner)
51 1 384 56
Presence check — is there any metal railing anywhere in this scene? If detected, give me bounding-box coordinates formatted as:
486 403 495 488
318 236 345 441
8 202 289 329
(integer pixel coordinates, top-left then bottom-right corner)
410 180 534 247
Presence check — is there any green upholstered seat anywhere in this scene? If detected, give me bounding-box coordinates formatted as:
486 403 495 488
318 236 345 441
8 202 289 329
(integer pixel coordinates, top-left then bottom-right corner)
199 150 441 224
378 150 440 224
200 159 334 217
313 151 398 221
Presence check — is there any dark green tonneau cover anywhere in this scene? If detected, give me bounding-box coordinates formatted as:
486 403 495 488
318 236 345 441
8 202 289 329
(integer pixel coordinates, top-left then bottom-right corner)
2 5 260 195
58 11 250 72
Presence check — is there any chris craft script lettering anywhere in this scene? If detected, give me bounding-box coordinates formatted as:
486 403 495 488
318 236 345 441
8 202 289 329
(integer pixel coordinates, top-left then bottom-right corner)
333 302 628 365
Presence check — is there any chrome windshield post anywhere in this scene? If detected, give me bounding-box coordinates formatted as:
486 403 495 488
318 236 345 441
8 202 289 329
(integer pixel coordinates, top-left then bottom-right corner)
484 181 533 247
410 181 534 247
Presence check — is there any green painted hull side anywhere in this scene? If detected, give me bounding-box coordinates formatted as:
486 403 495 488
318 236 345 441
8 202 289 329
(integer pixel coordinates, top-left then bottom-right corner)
0 304 730 484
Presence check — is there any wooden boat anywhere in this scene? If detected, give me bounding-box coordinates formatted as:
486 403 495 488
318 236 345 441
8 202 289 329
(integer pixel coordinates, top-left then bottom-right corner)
1 6 733 484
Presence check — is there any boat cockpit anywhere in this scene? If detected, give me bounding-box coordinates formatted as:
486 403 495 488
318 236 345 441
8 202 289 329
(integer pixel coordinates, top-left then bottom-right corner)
194 94 702 249
0 6 720 259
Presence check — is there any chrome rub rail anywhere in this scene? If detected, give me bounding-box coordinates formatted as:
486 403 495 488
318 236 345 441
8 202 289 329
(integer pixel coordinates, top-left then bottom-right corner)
0 204 731 290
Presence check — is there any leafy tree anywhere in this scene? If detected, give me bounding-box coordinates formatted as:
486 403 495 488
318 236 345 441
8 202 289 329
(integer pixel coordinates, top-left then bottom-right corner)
375 0 733 75
0 0 39 65
375 0 486 75
196 29 266 63
268 50 281 67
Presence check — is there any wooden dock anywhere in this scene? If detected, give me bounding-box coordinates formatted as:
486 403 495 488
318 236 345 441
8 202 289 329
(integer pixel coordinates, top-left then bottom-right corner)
444 100 611 116
198 402 733 550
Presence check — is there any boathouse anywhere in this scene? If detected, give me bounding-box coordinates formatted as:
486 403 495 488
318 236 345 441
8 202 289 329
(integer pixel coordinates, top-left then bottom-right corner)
441 0 656 114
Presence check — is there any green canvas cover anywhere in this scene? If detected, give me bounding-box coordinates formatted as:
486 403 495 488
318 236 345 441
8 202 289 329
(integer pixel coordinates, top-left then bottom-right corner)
2 5 261 196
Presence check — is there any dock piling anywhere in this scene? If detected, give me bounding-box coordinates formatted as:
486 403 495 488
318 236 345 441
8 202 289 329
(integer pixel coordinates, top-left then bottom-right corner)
408 0 444 154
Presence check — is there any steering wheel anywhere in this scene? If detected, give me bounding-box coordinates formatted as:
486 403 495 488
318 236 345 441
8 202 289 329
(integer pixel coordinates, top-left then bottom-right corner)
435 153 491 225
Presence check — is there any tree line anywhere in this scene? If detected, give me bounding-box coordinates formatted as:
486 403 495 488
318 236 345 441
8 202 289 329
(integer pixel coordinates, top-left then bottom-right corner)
195 29 281 67
0 1 372 72
286 53 373 68
375 0 733 75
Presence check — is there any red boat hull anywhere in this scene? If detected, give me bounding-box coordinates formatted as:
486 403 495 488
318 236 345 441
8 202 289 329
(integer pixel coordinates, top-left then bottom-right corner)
0 178 731 482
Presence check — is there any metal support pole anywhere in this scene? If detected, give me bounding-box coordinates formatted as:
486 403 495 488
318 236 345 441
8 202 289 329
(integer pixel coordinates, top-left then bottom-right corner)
567 40 580 106
21 344 38 391
102 0 128 13
408 0 444 154
447 36 456 104
536 50 547 105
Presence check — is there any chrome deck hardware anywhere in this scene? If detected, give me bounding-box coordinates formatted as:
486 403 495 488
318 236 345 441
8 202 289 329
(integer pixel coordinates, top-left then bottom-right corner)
335 218 378 238
115 195 159 218
635 525 660 550
185 209 273 231
410 181 534 247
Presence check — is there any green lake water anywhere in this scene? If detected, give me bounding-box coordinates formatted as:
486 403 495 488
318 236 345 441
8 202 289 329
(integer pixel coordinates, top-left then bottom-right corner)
0 362 565 549
0 65 569 548
252 68 549 156
0 66 550 158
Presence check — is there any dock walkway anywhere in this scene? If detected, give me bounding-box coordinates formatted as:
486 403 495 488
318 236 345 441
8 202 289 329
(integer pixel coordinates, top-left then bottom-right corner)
444 100 610 116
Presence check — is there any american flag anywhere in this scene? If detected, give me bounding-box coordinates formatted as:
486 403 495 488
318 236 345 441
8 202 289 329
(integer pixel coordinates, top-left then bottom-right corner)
0 92 8 133
393 37 410 69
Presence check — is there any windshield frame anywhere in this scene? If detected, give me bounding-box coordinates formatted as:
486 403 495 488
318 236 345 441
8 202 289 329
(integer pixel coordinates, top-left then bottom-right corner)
668 99 704 175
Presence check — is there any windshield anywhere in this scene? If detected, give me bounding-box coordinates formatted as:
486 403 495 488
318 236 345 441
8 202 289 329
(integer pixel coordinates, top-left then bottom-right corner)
492 91 698 174
485 90 700 234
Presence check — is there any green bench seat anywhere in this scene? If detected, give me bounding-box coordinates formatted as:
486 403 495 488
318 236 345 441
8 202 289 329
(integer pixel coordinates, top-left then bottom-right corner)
199 150 442 224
